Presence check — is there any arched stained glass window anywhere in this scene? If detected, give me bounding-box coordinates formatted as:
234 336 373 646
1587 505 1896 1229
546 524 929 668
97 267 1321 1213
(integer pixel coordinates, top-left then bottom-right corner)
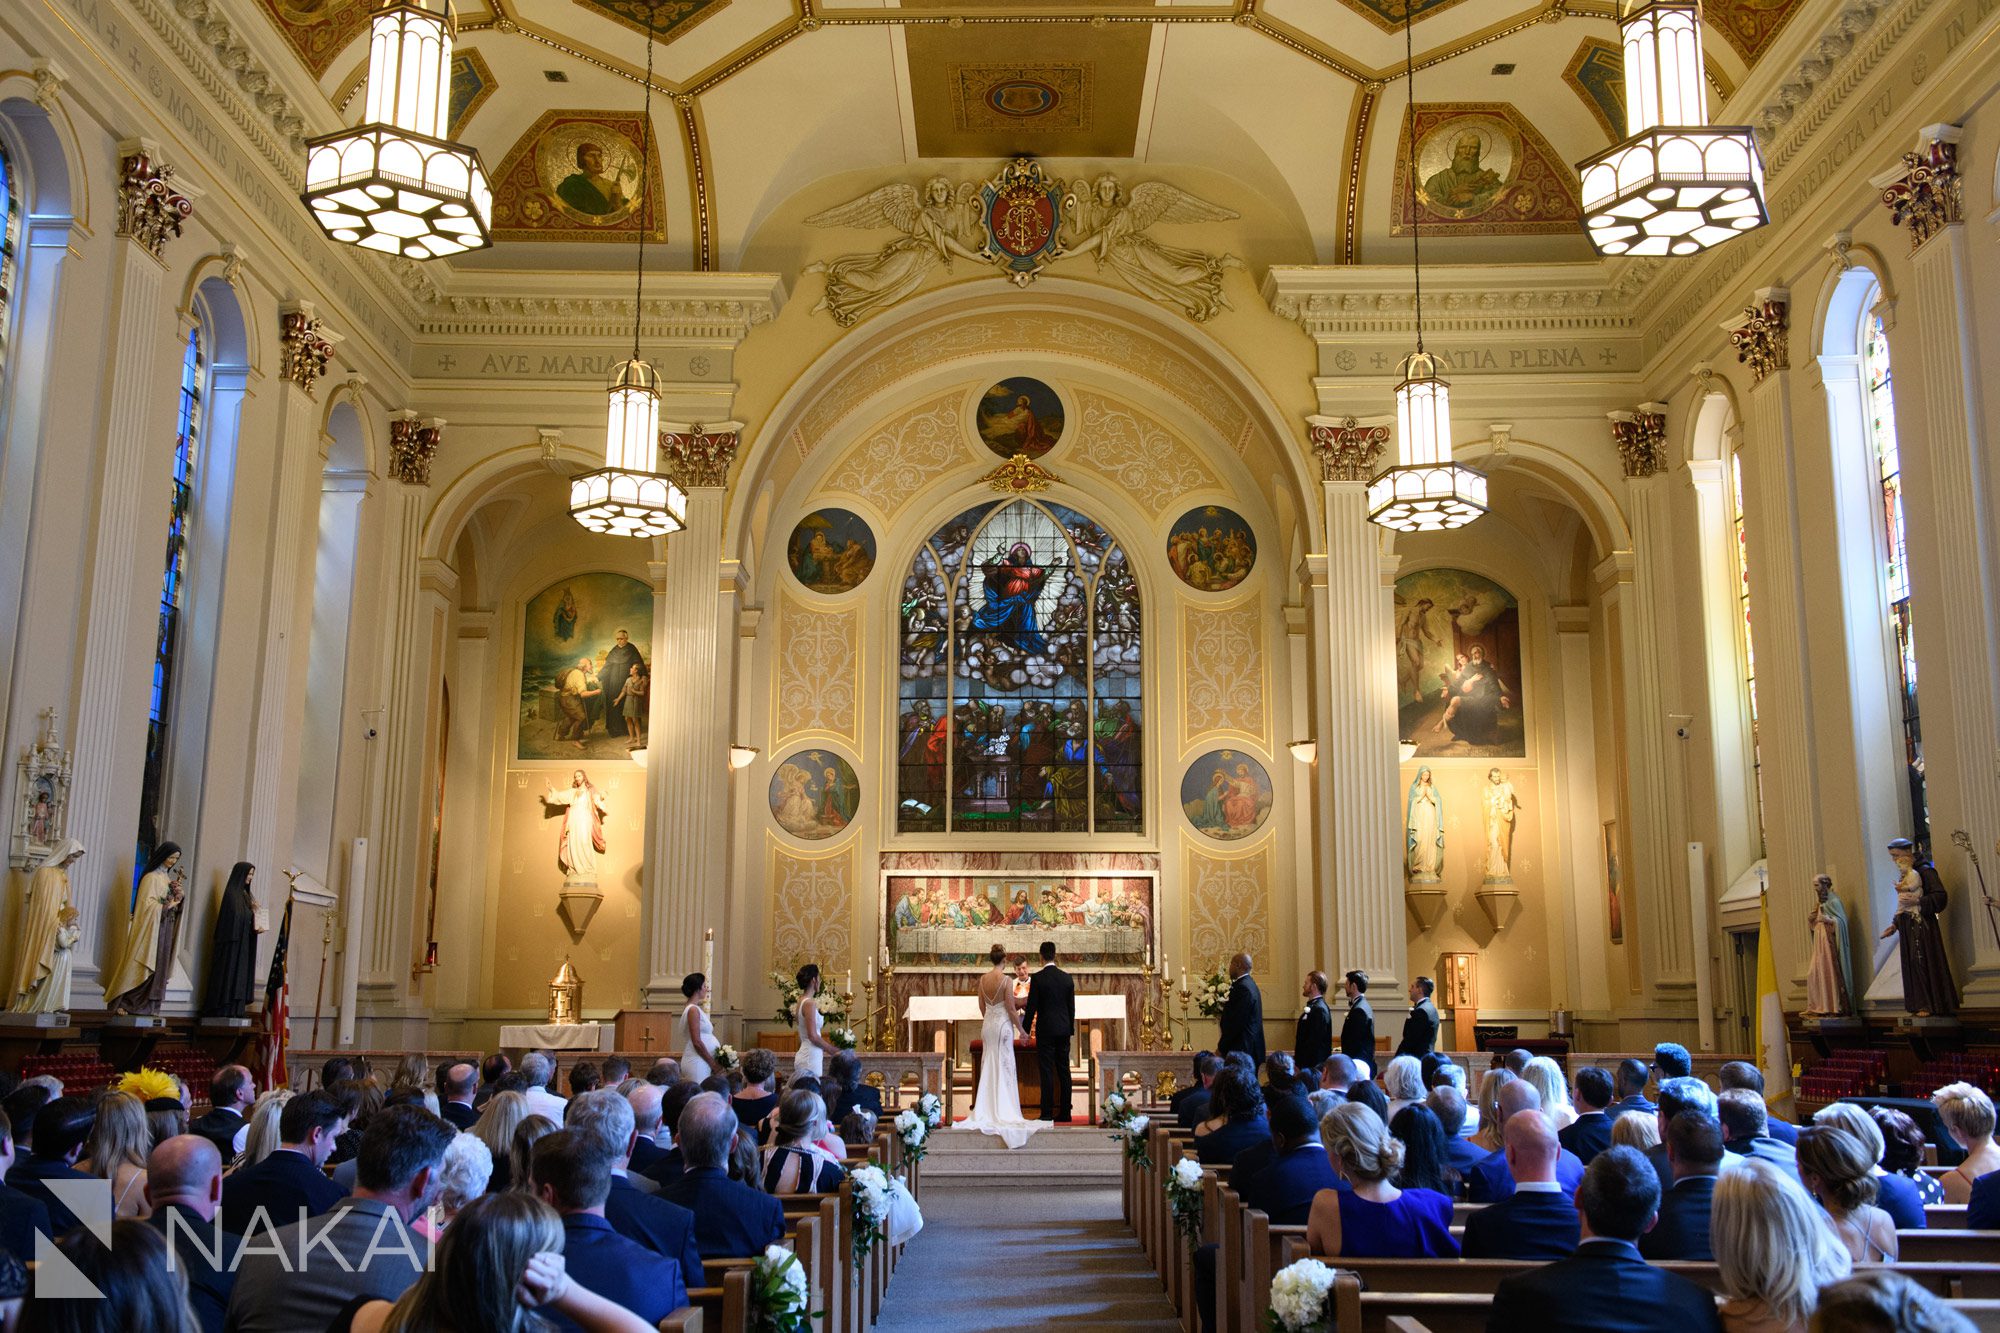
897 499 1142 834
1862 308 1926 844
0 141 19 379
1728 449 1764 847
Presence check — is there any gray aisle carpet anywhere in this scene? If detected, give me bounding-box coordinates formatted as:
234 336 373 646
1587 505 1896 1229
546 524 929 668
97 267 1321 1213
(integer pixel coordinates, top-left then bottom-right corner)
871 1186 1182 1333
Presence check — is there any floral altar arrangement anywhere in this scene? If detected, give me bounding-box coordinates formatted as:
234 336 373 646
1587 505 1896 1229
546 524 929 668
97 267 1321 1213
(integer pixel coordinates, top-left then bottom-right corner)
827 1025 857 1050
894 1107 929 1165
770 969 851 1027
1191 965 1232 1017
748 1244 818 1333
713 1044 740 1073
1165 1156 1205 1250
1264 1257 1337 1333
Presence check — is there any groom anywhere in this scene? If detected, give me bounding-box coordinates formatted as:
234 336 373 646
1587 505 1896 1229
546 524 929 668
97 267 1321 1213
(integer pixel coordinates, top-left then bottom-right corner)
1022 940 1075 1122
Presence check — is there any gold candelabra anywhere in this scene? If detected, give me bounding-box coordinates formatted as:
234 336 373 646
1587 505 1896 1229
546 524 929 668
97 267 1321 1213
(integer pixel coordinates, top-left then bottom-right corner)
859 978 877 1053
877 962 897 1051
1139 963 1157 1051
1175 980 1193 1051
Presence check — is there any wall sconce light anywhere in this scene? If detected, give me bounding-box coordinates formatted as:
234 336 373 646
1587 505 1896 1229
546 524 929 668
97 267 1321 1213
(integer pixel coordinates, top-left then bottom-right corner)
1288 740 1318 764
1399 740 1419 763
728 745 760 770
629 747 648 765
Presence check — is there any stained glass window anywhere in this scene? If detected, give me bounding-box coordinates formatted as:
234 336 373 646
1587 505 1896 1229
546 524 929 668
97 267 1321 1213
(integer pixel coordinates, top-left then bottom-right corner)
1729 450 1764 846
0 141 18 381
897 499 1142 834
1863 308 1926 844
135 325 203 874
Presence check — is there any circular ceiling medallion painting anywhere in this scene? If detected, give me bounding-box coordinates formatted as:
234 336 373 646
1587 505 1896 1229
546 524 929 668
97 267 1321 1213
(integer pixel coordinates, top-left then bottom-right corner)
770 750 859 840
985 80 1062 118
976 378 1064 460
787 508 877 594
1181 750 1274 841
1167 505 1257 593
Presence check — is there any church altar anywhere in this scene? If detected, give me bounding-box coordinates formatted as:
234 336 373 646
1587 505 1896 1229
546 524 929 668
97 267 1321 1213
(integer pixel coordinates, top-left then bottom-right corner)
904 993 1129 1055
498 1021 610 1051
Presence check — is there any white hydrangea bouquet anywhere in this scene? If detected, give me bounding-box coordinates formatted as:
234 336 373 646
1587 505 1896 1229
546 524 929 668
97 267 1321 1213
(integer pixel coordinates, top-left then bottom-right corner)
1191 964 1232 1018
1264 1257 1337 1333
916 1092 943 1129
713 1044 740 1073
1165 1156 1206 1250
1116 1112 1152 1168
1102 1090 1137 1143
748 1244 817 1333
849 1164 895 1266
894 1107 929 1166
827 1025 858 1050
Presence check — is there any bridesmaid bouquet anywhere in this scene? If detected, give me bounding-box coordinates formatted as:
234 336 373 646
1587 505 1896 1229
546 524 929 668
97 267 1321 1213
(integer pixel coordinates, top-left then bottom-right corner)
748 1244 817 1333
1264 1258 1337 1333
1191 965 1232 1017
826 1026 858 1050
1165 1157 1206 1250
714 1044 740 1073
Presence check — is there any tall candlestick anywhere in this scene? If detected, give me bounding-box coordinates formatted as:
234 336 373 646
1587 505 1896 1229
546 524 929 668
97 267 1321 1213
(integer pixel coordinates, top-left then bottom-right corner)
1162 958 1170 987
867 957 876 985
703 928 714 987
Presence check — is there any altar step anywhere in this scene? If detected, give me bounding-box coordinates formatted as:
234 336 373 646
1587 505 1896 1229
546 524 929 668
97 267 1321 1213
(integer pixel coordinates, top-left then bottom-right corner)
922 1124 1122 1188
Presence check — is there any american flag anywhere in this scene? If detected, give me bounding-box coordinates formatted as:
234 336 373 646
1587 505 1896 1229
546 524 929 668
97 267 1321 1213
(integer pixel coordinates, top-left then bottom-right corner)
257 896 293 1089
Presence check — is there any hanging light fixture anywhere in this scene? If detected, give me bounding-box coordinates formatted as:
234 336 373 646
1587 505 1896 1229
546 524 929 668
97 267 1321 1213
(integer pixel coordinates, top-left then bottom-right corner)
570 3 687 539
1577 0 1766 256
301 0 492 259
1367 8 1486 534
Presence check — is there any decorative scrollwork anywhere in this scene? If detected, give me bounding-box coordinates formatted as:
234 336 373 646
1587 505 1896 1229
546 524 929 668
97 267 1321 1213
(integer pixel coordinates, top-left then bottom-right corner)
116 146 194 261
1727 297 1789 384
1307 416 1390 482
660 423 740 489
982 452 1059 494
1878 130 1962 252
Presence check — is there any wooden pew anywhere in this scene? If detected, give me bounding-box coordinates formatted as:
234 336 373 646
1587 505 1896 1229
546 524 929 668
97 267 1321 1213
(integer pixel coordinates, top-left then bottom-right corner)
1898 1229 2000 1264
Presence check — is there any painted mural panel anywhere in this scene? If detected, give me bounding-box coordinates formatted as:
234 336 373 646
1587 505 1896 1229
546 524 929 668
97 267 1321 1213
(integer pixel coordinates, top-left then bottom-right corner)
885 871 1155 969
1167 505 1256 592
769 749 860 841
975 377 1064 460
787 509 877 594
1394 567 1525 759
1391 104 1581 237
1180 750 1274 841
254 0 370 78
491 112 668 243
518 573 653 762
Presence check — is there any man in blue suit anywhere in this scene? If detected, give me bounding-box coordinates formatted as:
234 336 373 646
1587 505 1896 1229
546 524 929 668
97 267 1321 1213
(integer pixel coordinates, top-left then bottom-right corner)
220 1090 347 1236
1607 1059 1656 1120
1645 1078 1745 1194
1559 1067 1617 1166
1462 1112 1581 1260
1719 1061 1799 1145
6 1097 96 1234
1717 1089 1800 1181
533 1130 686 1331
1173 1053 1222 1130
1428 1087 1489 1187
659 1093 785 1259
1638 1110 1721 1261
567 1090 705 1295
1967 1167 2000 1228
0 1108 50 1265
1238 1094 1344 1224
1465 1083 1584 1202
1489 1147 1724 1333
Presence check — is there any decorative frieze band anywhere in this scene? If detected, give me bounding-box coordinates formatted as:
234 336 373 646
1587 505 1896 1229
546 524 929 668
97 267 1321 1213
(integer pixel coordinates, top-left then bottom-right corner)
278 302 342 398
1873 125 1962 253
660 421 743 489
1726 289 1790 385
115 141 195 261
1609 404 1669 478
389 411 445 487
1306 415 1389 482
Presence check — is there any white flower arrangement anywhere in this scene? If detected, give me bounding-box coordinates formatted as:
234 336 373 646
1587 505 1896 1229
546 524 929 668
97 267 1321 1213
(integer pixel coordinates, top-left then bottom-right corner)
849 1163 907 1266
1164 1156 1205 1250
713 1044 740 1072
1191 965 1233 1018
1118 1113 1152 1168
894 1108 929 1165
826 1026 858 1050
1172 1157 1204 1190
917 1092 943 1129
748 1244 815 1333
1265 1258 1337 1333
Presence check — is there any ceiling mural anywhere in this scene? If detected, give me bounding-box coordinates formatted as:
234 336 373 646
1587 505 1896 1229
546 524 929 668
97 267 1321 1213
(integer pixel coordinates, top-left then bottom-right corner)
1707 0 1811 65
490 110 669 243
1332 0 1479 36
564 0 733 44
1562 39 1625 143
1390 102 1581 238
449 48 499 137
254 0 371 78
908 24 1150 159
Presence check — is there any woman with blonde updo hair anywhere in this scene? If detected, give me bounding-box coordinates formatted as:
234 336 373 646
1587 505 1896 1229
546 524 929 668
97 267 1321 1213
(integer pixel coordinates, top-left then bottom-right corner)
1307 1102 1459 1259
1797 1126 1898 1263
1611 1111 1661 1153
1712 1158 1852 1333
1471 1070 1514 1152
1932 1081 2000 1203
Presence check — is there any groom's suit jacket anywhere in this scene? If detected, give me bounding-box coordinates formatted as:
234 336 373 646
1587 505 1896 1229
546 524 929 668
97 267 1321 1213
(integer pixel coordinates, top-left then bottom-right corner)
1023 963 1076 1042
1217 974 1265 1065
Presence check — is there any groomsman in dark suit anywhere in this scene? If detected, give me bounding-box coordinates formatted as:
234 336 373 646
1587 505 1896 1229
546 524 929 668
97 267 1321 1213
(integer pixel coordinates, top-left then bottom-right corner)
1022 941 1076 1122
1217 953 1265 1066
1560 1067 1618 1166
1339 971 1375 1069
1397 977 1439 1058
1295 971 1333 1073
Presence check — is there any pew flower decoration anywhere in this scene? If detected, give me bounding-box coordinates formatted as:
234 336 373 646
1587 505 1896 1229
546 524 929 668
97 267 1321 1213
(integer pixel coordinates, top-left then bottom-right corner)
917 1092 944 1129
1118 1113 1152 1168
1165 1156 1205 1250
827 1025 858 1050
1191 965 1232 1017
713 1044 740 1073
748 1244 818 1333
894 1107 929 1166
850 1164 893 1265
1264 1257 1337 1333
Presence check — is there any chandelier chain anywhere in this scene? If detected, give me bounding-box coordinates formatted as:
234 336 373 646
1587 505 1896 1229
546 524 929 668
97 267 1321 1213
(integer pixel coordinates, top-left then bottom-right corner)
631 0 658 361
1404 0 1424 354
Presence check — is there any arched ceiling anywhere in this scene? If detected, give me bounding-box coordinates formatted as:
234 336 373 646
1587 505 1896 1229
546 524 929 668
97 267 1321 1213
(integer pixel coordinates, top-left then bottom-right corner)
262 0 1809 274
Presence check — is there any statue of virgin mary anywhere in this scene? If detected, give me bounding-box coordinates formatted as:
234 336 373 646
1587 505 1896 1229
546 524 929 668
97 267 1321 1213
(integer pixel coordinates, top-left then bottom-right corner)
1406 767 1444 884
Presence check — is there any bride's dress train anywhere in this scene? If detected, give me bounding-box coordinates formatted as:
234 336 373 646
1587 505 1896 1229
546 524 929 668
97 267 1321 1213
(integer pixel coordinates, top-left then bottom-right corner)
958 998 1048 1149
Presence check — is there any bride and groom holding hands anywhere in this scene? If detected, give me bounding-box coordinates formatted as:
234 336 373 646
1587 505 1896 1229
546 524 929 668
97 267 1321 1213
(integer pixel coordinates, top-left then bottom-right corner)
960 941 1076 1148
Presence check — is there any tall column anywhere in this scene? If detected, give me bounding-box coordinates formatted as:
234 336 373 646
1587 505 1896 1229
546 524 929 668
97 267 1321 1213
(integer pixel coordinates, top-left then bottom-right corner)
1305 418 1405 994
641 423 742 1006
1875 127 2000 999
64 141 196 992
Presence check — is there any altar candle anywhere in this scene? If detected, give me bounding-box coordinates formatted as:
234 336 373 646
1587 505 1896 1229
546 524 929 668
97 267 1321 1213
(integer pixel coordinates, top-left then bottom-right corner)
868 957 876 985
1162 959 1170 986
703 929 714 983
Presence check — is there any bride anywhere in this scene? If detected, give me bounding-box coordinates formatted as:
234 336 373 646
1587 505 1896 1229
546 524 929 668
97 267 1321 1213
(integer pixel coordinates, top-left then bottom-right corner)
958 944 1049 1149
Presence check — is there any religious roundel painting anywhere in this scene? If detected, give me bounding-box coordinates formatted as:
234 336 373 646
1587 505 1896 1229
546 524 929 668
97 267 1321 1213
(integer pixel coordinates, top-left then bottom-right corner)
787 509 877 594
975 378 1064 460
1181 750 1274 841
1167 506 1257 593
770 750 860 841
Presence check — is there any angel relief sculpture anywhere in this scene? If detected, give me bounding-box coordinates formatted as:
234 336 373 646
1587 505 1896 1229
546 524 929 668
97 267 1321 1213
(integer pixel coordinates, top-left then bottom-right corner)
805 177 984 327
1062 174 1243 322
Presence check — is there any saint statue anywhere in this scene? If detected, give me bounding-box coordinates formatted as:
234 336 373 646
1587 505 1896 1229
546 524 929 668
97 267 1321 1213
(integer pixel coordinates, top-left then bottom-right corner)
543 770 608 887
104 842 187 1016
5 838 83 1012
200 862 264 1019
1879 838 1957 1016
29 909 81 1015
1406 767 1444 884
1481 768 1520 885
1804 873 1853 1017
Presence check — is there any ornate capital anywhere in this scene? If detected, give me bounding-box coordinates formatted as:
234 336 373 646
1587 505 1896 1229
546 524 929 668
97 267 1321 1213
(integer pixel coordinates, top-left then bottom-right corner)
659 421 741 488
115 142 194 261
1727 292 1790 384
982 453 1059 494
1876 125 1962 252
278 303 340 398
31 60 67 112
389 412 444 486
1307 416 1389 482
1609 405 1668 477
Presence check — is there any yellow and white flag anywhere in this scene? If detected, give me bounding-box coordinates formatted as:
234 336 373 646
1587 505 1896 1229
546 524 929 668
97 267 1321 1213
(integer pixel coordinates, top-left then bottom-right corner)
1756 891 1795 1115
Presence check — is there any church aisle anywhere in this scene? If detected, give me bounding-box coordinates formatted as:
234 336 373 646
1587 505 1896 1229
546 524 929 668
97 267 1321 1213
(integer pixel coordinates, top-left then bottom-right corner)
872 1186 1183 1333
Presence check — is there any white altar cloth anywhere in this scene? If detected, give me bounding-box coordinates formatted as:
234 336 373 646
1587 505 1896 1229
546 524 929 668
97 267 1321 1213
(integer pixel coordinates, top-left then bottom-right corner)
903 994 1128 1049
499 1022 609 1051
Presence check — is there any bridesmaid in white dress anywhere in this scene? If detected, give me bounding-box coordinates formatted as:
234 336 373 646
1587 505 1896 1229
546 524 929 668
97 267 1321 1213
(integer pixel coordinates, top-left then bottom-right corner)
958 944 1048 1149
792 964 840 1078
680 972 718 1083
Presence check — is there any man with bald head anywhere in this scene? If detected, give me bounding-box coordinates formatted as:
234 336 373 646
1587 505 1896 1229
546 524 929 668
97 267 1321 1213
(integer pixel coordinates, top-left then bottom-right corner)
1217 952 1265 1066
145 1135 239 1333
1465 1081 1587 1202
438 1062 479 1131
626 1082 670 1175
1461 1111 1582 1259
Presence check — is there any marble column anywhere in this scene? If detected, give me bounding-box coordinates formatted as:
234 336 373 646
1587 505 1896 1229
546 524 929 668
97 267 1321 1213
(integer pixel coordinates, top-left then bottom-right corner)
1874 127 2000 999
641 423 743 1006
1305 417 1405 995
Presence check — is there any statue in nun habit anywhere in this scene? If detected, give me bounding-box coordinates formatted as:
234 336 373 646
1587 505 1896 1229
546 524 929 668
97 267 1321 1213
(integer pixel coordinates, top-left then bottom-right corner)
1879 838 1957 1017
103 842 187 1016
201 862 263 1018
1406 767 1444 884
5 838 84 1012
1804 873 1853 1017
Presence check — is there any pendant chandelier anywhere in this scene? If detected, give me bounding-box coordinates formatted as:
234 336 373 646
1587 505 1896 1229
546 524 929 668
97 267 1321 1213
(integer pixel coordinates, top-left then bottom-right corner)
1367 5 1485 534
569 2 688 539
301 0 492 259
1577 0 1767 256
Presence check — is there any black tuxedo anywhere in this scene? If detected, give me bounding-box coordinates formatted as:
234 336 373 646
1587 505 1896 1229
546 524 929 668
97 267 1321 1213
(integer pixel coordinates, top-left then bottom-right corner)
1487 1238 1724 1333
440 1100 480 1132
1639 1173 1717 1261
1397 998 1439 1057
1217 974 1265 1065
1340 995 1375 1066
1193 1115 1269 1166
219 1148 345 1236
1559 1110 1615 1165
1022 962 1077 1122
1294 996 1333 1073
1176 1088 1214 1131
189 1107 246 1159
1460 1187 1580 1260
1968 1166 2000 1228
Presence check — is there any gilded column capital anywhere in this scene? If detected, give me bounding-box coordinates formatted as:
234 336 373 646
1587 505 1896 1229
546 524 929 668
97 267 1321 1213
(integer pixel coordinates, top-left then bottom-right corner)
389 411 445 486
1306 415 1389 482
1874 125 1962 252
660 420 742 488
1726 289 1790 385
1608 405 1668 478
32 60 68 112
115 140 196 261
277 301 341 398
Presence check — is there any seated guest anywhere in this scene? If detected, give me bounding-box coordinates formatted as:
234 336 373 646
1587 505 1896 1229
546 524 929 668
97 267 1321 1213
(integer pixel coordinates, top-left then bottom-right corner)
1561 1066 1617 1165
475 1053 511 1109
143 1135 239 1333
1176 1052 1222 1128
731 1049 782 1137
1470 1070 1514 1152
1647 1077 1745 1193
1812 1101 1926 1229
226 1106 454 1333
568 1062 603 1099
1719 1088 1801 1180
1503 1049 1535 1076
1316 1055 1357 1105
0 1086 51 1157
1711 1158 1850 1333
659 1093 785 1258
469 1091 529 1193
1720 1060 1798 1146
1796 1125 1898 1264
191 1066 256 1160
37 1221 199 1331
321 1056 359 1089
601 1057 631 1087
1974 1168 2000 1229
437 1062 480 1132
1264 1052 1309 1099
1306 1091 1342 1127
1639 1109 1724 1261
235 1089 292 1170
824 1049 882 1127
9 1096 97 1234
1389 1105 1455 1198
641 1085 703 1188
1612 1111 1660 1153
1933 1082 2000 1204
519 1052 568 1122
1522 1057 1579 1132
1433 1062 1475 1138
325 1078 380 1168
1873 1106 1944 1207
1653 1042 1693 1082
0 1110 50 1266
348 1192 654 1333
220 1090 346 1234
1427 1086 1488 1183
529 1130 687 1332
1461 1111 1581 1261
1346 1079 1390 1125
1192 1067 1268 1166
763 1089 847 1194
1609 1057 1656 1119
79 1090 152 1219
1490 1147 1724 1333
625 1083 670 1177
418 1132 492 1238
645 1058 680 1088
1466 1082 1584 1202
1241 1095 1344 1224
1306 1102 1456 1258
510 1116 559 1197
1812 1273 1976 1333
839 1108 879 1148
1382 1056 1425 1124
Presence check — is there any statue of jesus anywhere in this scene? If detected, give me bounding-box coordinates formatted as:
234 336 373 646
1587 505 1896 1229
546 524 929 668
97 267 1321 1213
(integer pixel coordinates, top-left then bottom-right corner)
543 769 609 887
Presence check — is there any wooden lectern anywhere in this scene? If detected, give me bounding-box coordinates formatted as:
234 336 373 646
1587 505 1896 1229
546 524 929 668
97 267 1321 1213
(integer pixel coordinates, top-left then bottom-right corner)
1438 952 1478 1054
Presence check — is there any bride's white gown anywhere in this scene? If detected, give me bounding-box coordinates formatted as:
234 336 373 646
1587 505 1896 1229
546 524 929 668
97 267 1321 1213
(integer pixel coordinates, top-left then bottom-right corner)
958 980 1048 1150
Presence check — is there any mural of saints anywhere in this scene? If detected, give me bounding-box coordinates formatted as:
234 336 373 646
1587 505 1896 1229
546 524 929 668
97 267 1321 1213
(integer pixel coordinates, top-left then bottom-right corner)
1394 567 1525 759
